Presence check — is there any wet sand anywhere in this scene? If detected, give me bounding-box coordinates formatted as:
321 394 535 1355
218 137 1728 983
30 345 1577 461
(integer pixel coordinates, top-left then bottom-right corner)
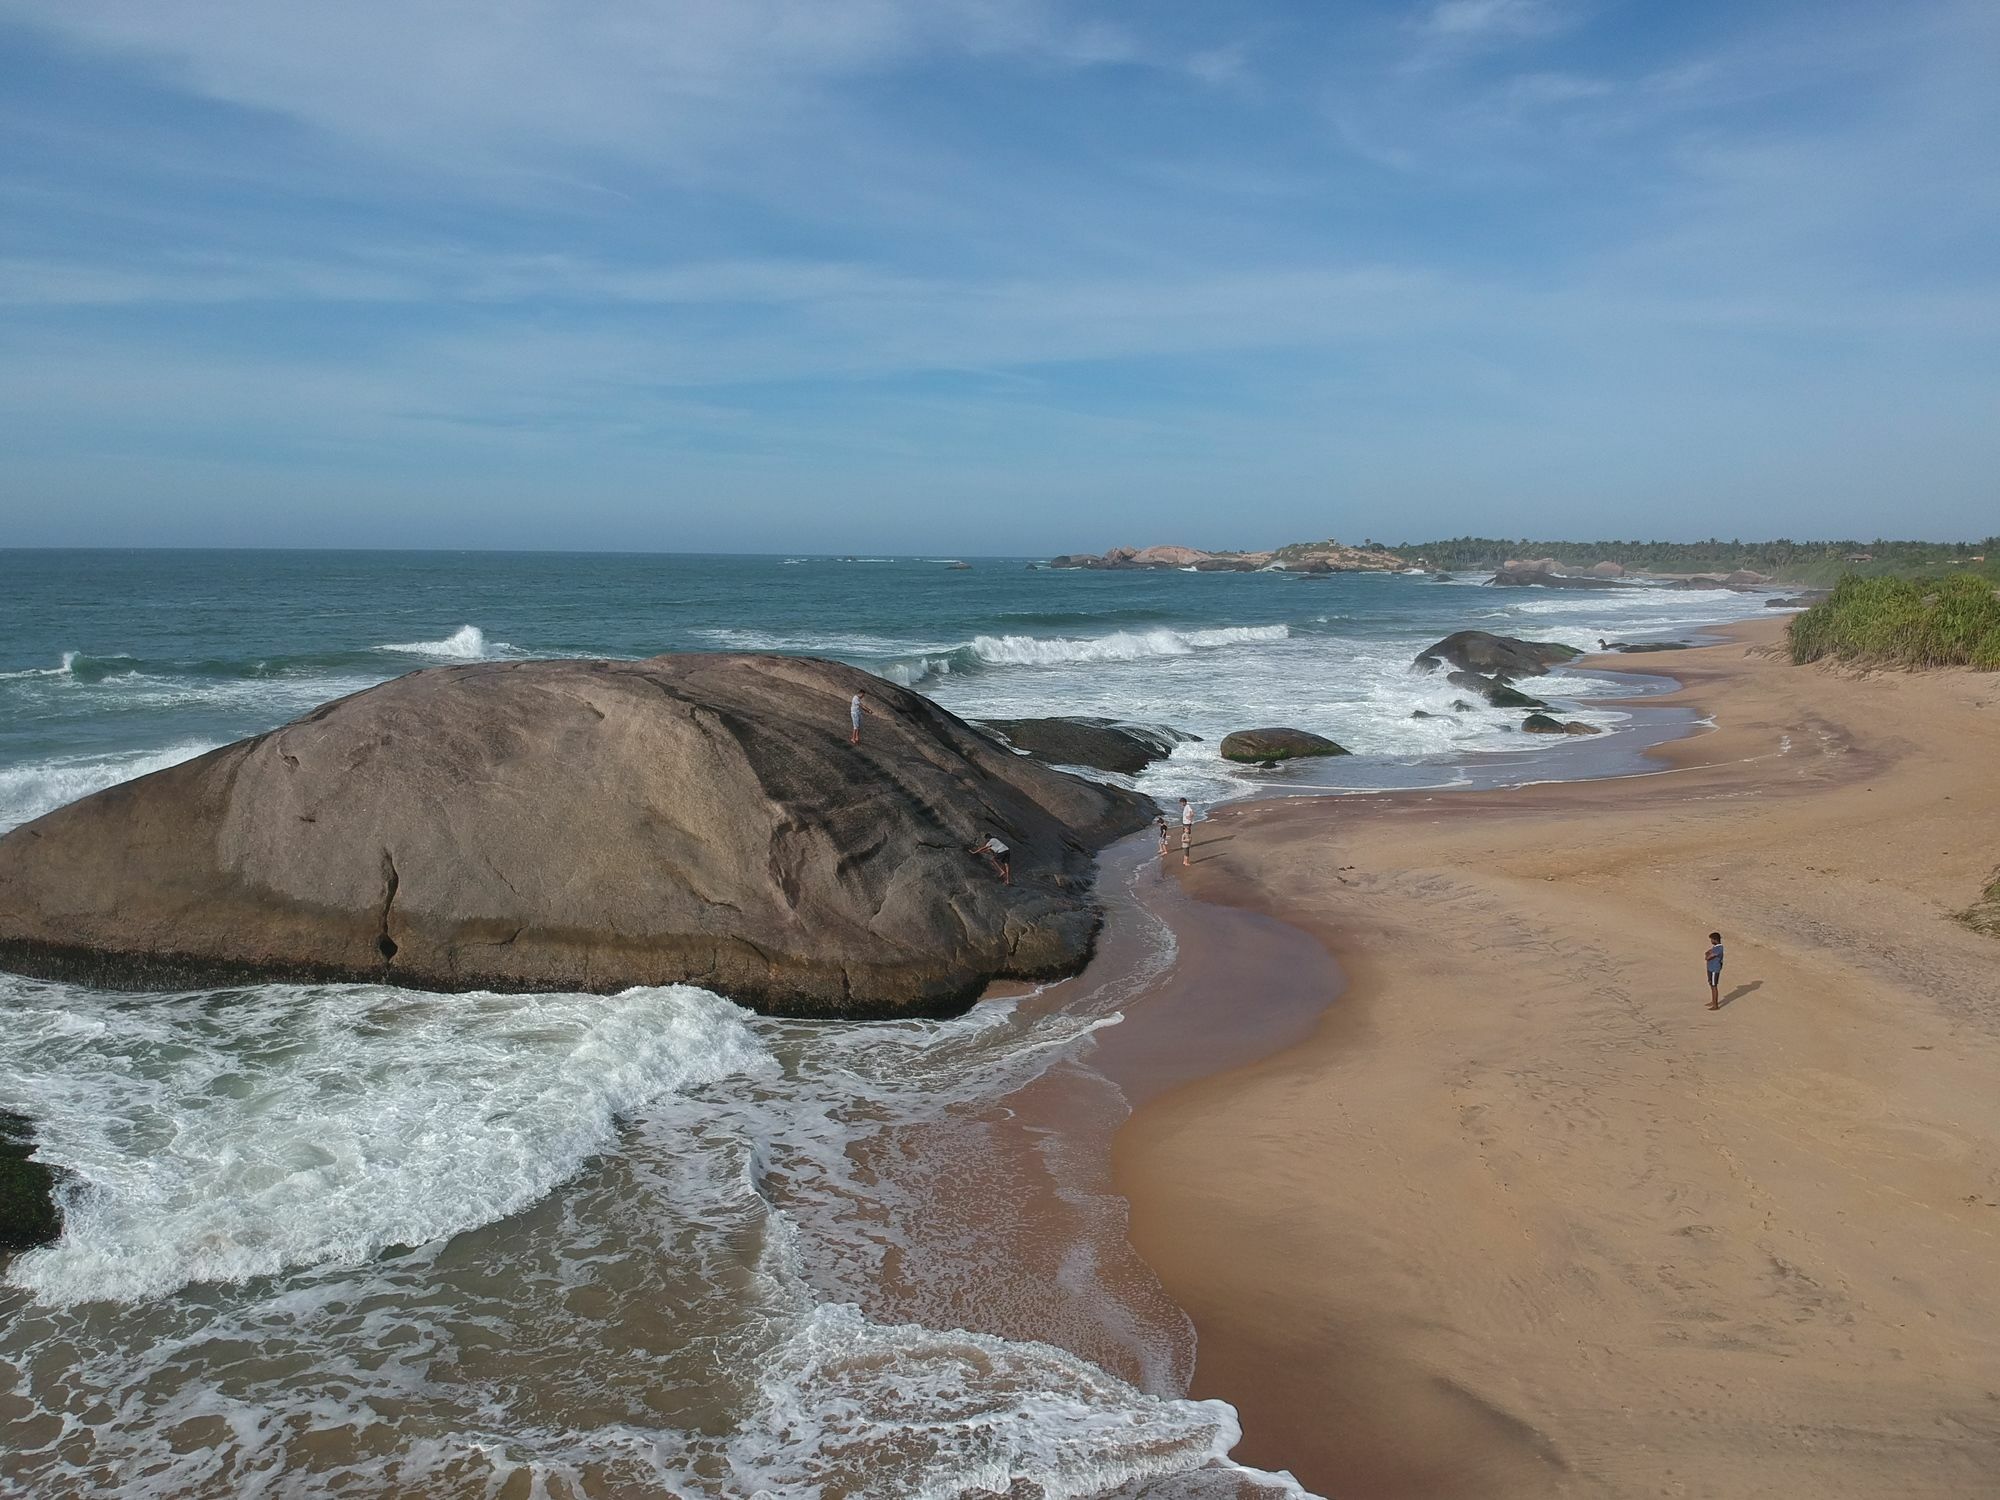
1115 618 2000 1497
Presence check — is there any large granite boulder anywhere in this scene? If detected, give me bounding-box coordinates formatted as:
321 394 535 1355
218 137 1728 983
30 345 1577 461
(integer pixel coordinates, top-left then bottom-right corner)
0 1112 61 1255
980 717 1192 775
1413 630 1581 680
0 655 1155 1018
1220 728 1349 762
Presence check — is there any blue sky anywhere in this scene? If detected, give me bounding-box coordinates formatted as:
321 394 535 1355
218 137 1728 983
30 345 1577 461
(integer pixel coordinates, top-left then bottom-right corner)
1 0 1995 551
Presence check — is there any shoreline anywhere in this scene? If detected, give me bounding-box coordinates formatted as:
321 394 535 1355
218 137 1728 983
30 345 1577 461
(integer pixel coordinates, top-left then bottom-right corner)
1112 616 2000 1496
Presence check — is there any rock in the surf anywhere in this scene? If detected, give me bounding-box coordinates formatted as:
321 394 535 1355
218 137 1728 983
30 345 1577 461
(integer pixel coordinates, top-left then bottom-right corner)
0 655 1155 1018
1220 728 1349 762
1522 713 1567 734
0 1112 61 1255
1446 671 1549 710
979 716 1192 775
1413 630 1582 680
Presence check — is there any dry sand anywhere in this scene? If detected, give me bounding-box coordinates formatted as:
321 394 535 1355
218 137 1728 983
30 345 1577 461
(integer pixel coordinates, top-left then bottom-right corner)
1115 618 2000 1498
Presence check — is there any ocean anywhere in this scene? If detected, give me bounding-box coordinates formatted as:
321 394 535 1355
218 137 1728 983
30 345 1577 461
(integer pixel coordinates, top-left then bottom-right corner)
0 550 1777 1497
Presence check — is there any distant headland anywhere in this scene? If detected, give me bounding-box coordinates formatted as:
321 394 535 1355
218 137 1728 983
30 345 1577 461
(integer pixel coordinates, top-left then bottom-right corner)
1047 535 1997 590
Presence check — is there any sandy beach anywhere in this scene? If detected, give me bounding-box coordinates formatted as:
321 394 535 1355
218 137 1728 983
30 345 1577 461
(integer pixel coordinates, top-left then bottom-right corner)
1116 617 2000 1497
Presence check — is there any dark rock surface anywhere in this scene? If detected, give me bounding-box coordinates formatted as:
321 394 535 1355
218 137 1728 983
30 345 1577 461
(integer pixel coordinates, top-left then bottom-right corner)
0 1112 61 1255
1219 728 1350 762
1522 713 1567 734
0 655 1156 1018
1413 631 1582 679
979 716 1192 775
1489 559 1631 590
1601 640 1694 653
1446 671 1550 710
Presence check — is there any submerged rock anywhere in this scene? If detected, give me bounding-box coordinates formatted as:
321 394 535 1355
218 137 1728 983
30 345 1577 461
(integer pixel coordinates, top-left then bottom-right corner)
0 655 1155 1018
1219 728 1349 762
979 716 1192 776
0 1112 61 1255
1447 671 1550 710
1525 713 1603 737
1413 630 1582 680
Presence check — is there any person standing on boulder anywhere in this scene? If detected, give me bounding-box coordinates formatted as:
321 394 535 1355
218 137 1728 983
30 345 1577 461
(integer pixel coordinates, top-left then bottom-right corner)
1179 797 1195 867
968 834 1012 885
849 691 869 746
1704 932 1725 1010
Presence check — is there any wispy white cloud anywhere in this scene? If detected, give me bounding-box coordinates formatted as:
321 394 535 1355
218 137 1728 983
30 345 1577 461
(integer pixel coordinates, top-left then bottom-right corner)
1415 0 1576 49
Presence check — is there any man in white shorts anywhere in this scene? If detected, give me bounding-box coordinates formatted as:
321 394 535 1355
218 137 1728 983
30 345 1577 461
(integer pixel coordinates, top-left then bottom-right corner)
968 834 1011 885
849 691 868 746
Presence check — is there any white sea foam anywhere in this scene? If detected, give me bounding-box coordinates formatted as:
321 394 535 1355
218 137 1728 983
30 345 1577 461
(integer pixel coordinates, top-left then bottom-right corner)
0 742 219 833
374 624 513 659
2 982 773 1305
968 624 1289 667
0 650 79 680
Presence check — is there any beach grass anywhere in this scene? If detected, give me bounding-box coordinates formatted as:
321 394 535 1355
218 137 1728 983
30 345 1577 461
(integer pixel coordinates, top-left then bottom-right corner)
1960 872 2000 939
1788 571 2000 670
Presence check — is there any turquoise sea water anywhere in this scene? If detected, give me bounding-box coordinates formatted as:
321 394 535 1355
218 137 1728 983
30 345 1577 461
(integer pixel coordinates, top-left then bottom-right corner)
0 549 1775 1497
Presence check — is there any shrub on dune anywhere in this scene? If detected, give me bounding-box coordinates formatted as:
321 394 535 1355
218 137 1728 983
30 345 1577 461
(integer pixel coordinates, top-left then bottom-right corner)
1789 571 2000 670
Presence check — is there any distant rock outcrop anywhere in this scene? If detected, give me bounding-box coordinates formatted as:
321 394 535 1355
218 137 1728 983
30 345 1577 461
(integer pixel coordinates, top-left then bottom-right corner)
1046 540 1406 573
1490 558 1631 591
1219 728 1350 762
980 716 1192 775
0 655 1155 1018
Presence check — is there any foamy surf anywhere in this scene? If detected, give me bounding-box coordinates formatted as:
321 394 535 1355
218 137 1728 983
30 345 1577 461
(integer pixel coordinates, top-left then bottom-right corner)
374 624 515 659
2 981 773 1305
967 625 1289 666
0 742 219 833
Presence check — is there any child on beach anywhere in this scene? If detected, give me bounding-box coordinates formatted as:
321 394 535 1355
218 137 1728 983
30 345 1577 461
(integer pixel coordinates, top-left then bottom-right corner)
1705 932 1725 1009
1156 817 1170 858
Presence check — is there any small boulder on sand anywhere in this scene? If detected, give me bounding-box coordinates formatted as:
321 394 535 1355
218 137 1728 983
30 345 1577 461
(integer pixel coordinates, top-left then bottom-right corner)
1220 728 1350 762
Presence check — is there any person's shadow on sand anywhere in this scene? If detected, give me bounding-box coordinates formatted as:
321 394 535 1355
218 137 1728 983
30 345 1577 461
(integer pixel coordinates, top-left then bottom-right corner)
1183 835 1235 863
1719 980 1762 1008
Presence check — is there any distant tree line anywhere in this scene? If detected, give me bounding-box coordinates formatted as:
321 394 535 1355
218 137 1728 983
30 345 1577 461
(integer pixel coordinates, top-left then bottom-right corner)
1386 536 2000 586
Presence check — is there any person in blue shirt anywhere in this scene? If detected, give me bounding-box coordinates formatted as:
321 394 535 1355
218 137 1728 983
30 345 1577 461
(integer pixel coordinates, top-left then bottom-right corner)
1704 932 1725 1010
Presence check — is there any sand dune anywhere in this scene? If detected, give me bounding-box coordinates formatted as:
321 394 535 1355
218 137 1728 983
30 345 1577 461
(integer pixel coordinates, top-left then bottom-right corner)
1117 618 2000 1497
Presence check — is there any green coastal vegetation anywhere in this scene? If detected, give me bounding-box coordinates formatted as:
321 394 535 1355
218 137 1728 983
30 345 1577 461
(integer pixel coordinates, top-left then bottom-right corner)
1384 537 2000 588
1961 873 2000 939
1788 572 2000 671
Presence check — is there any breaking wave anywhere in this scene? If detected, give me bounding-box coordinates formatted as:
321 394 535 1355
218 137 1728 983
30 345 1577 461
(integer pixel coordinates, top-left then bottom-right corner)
373 624 516 660
0 743 219 834
3 982 772 1306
